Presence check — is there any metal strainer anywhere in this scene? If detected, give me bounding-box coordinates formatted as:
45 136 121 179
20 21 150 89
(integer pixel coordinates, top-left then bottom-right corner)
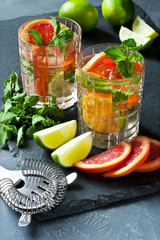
0 159 77 227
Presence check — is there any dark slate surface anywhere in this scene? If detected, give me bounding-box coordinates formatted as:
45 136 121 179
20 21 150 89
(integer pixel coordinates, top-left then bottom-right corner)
0 4 160 224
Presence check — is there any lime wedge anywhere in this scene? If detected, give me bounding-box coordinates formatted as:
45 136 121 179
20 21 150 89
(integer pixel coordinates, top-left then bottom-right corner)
33 120 77 150
51 132 93 167
132 15 159 40
119 26 153 50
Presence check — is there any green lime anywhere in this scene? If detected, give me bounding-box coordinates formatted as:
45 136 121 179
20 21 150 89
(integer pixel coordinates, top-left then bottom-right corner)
102 0 134 26
51 132 93 167
59 0 99 32
119 26 153 50
33 120 77 150
132 15 159 40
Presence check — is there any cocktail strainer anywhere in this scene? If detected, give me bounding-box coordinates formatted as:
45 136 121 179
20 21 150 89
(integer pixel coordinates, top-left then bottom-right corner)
0 159 77 227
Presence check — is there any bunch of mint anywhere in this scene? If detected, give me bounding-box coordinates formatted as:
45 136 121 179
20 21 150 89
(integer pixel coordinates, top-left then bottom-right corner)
28 16 74 48
0 71 64 149
104 39 144 78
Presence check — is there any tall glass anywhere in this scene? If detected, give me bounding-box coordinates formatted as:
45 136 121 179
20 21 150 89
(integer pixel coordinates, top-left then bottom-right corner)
18 16 81 109
77 43 145 149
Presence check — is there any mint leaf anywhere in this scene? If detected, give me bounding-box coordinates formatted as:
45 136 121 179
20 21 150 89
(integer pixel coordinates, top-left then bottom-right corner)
23 95 39 108
17 125 25 146
32 115 45 126
0 124 17 149
0 111 17 124
104 46 126 62
104 39 144 78
48 17 74 48
12 92 27 103
51 16 60 36
27 29 46 46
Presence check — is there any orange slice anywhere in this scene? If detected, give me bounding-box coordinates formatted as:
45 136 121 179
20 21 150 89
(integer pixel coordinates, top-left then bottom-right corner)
74 140 131 173
136 138 160 172
103 136 150 178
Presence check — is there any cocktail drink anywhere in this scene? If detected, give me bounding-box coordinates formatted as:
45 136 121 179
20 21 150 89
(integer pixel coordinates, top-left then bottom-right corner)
77 43 145 149
18 16 81 109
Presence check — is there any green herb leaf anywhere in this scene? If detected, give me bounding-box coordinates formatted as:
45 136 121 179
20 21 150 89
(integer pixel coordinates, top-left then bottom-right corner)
12 92 27 103
32 115 45 126
104 46 126 62
51 16 60 36
17 125 25 147
104 38 144 78
27 29 46 46
0 124 17 149
23 95 39 108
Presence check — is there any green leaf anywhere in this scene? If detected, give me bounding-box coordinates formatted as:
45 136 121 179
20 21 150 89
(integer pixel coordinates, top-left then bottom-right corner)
3 71 22 101
4 99 12 113
12 92 27 103
51 16 60 36
21 57 35 82
26 125 43 138
128 52 144 62
17 126 25 147
0 111 17 124
0 124 17 148
104 46 126 62
23 95 39 108
27 29 46 46
32 115 45 126
104 39 144 78
43 117 54 127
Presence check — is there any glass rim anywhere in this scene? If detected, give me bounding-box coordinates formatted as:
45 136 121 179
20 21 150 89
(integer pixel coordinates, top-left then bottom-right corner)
18 15 82 48
77 43 145 82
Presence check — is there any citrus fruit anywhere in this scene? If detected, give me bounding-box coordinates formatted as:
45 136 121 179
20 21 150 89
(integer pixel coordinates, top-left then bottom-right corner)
51 132 93 167
136 138 160 172
102 0 134 26
58 0 99 32
21 19 54 44
82 52 106 72
74 140 131 173
119 26 153 50
132 15 159 40
33 120 77 150
103 136 150 178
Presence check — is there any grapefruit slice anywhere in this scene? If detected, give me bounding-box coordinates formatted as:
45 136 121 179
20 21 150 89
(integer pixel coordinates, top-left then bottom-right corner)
82 52 106 72
135 138 160 172
74 140 131 173
103 136 150 178
21 19 54 44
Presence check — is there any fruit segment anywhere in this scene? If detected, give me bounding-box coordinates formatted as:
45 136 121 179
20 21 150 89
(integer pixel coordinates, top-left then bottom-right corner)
136 138 160 172
103 136 150 178
74 140 131 173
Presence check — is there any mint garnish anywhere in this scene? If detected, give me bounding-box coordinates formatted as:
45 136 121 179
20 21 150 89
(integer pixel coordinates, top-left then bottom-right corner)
27 29 46 46
104 39 144 78
0 71 64 148
27 17 74 48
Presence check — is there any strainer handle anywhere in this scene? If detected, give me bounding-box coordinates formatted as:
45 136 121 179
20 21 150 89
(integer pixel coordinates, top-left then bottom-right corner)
18 213 31 227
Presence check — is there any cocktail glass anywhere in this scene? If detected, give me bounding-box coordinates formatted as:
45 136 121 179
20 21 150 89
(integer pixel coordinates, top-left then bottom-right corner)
18 16 81 109
77 43 145 149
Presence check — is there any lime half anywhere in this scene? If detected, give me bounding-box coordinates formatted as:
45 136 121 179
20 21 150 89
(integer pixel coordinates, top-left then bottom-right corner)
119 26 153 50
51 132 93 167
132 15 159 40
33 120 77 150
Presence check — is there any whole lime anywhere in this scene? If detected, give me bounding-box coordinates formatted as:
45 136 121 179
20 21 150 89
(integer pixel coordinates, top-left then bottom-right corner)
59 0 99 32
102 0 135 26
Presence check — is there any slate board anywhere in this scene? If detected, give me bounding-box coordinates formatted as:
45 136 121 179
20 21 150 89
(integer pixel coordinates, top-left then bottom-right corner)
0 5 160 221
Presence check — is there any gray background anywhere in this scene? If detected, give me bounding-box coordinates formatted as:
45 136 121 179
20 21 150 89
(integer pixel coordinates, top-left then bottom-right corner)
0 0 160 240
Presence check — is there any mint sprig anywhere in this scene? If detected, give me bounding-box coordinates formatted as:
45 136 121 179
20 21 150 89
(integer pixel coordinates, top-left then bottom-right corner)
27 29 46 46
27 17 74 48
104 39 144 78
0 71 64 148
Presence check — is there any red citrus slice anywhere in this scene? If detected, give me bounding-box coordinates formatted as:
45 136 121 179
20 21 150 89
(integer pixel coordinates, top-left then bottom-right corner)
21 19 54 44
103 136 150 178
74 140 131 173
135 138 160 172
